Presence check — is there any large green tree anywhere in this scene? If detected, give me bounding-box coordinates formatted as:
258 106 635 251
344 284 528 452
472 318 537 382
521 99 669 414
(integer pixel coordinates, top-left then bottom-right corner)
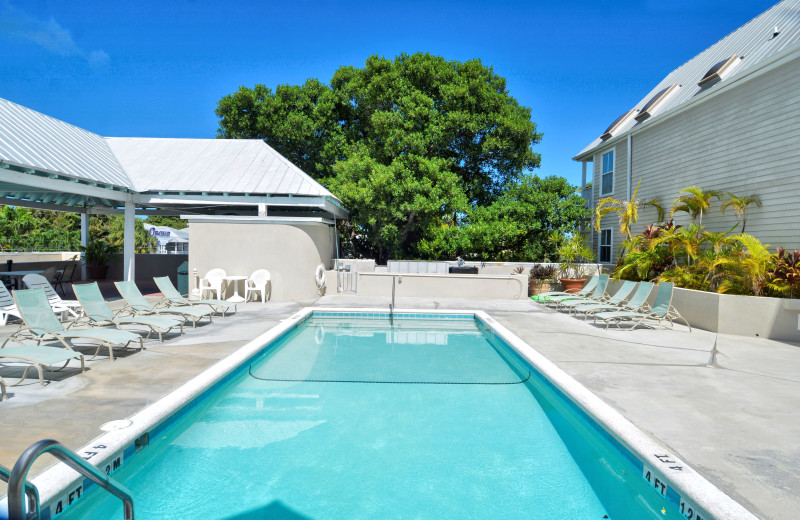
418 176 590 261
217 53 543 262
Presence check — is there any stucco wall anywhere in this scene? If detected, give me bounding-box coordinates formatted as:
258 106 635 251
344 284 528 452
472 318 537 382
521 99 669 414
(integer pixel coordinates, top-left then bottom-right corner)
187 220 334 301
604 280 800 340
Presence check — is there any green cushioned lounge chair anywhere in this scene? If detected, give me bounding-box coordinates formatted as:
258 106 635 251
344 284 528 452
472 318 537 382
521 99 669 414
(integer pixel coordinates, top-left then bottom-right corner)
579 281 654 318
73 282 183 342
0 345 85 387
547 275 609 307
564 280 637 315
594 282 692 331
22 273 83 319
534 275 599 300
115 281 213 328
5 289 142 361
153 276 236 316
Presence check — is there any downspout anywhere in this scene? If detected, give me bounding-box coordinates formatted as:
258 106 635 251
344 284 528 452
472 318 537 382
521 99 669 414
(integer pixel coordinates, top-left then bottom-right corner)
627 134 633 201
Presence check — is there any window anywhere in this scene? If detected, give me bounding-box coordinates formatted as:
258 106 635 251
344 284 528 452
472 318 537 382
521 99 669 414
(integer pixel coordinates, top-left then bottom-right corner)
599 229 612 263
601 150 614 195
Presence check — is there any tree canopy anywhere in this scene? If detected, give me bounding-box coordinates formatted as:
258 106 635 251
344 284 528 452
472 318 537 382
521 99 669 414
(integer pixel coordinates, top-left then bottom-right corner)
0 206 155 253
216 53 583 263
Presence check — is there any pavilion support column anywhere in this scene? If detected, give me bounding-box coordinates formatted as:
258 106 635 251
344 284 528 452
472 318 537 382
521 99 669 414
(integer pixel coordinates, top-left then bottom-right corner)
123 202 136 281
80 212 89 281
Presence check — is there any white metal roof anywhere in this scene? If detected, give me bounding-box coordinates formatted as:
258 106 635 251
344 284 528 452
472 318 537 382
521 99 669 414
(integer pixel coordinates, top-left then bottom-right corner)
0 97 342 210
575 0 800 159
0 98 130 187
105 137 335 198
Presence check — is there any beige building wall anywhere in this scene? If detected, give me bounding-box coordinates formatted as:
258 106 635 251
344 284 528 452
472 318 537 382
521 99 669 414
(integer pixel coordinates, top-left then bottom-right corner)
187 217 335 301
589 55 800 258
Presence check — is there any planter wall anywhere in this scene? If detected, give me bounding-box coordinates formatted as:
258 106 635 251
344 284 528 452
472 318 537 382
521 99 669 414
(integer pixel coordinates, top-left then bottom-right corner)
604 279 800 341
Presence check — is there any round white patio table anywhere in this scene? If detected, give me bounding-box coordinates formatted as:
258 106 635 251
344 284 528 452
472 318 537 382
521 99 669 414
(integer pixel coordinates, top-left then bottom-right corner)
224 275 248 303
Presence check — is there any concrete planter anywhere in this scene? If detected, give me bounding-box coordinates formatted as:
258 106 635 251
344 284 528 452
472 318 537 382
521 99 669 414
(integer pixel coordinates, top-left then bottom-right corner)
669 286 800 340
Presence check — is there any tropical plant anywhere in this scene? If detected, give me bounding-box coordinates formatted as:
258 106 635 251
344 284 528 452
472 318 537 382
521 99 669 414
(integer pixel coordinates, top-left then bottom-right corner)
769 247 800 297
670 186 721 225
594 180 664 241
720 193 762 233
713 234 775 296
529 264 557 281
80 240 121 267
614 234 674 282
551 232 595 279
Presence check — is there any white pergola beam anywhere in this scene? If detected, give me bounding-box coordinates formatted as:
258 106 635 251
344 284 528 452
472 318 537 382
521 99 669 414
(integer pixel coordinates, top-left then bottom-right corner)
0 169 131 203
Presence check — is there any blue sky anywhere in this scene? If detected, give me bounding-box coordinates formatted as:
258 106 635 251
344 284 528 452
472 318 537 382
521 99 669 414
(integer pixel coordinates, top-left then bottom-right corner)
0 0 777 187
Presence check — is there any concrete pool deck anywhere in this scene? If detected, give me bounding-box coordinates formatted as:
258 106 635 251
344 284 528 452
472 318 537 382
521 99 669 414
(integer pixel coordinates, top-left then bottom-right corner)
1 295 798 519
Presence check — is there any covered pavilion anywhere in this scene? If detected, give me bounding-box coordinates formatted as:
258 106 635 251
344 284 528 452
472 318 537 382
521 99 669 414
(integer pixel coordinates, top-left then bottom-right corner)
0 97 347 281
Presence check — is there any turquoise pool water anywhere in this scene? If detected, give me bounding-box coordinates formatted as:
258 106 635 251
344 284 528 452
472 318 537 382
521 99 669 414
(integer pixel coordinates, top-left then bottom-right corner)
62 315 684 519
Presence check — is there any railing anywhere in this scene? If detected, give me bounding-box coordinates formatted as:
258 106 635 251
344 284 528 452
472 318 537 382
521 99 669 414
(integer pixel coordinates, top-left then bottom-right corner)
1 463 39 519
7 439 133 520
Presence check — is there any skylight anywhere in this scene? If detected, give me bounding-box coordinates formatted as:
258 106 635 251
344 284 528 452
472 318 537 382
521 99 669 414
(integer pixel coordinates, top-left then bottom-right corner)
634 84 679 122
698 55 742 87
600 108 637 140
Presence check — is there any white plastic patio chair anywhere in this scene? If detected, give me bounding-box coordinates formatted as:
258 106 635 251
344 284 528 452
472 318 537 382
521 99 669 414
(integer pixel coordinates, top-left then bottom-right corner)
199 268 226 299
245 269 271 303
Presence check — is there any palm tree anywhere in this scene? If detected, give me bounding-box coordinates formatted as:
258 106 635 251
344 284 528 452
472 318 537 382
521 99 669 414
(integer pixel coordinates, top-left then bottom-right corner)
594 181 664 241
670 186 721 225
713 234 774 296
720 193 762 233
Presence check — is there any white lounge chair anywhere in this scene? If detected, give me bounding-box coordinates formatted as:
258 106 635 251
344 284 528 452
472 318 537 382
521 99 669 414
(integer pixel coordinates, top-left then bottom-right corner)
0 283 23 326
245 269 271 302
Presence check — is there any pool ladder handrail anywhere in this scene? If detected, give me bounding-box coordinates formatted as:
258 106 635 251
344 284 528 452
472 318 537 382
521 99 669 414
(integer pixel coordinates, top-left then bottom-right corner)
1 463 39 519
7 439 134 520
390 276 396 322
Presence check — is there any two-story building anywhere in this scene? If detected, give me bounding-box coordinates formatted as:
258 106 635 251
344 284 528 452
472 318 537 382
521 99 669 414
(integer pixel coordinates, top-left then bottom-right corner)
574 0 800 264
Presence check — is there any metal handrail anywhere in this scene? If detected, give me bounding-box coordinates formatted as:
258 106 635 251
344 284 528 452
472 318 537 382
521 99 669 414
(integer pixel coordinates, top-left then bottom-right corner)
8 439 133 520
1 463 39 519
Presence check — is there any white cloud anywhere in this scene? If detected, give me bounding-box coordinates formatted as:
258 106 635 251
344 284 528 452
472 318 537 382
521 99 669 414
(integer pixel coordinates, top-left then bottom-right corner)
0 0 110 67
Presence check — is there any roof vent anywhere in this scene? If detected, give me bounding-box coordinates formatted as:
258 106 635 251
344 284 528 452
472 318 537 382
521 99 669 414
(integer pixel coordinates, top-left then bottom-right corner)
600 108 637 140
698 55 742 87
634 84 680 122
772 25 780 39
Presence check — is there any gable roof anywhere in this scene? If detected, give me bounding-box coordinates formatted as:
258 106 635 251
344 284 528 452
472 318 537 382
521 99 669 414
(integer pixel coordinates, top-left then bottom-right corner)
574 0 800 160
105 137 335 198
0 97 130 187
0 97 342 210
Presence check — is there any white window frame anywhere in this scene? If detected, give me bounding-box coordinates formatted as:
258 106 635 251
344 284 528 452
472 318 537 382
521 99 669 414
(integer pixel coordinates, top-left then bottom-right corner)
599 228 613 264
600 148 615 196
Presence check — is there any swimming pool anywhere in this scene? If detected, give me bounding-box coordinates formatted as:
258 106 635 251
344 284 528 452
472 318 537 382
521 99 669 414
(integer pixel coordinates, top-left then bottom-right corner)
5 310 754 519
